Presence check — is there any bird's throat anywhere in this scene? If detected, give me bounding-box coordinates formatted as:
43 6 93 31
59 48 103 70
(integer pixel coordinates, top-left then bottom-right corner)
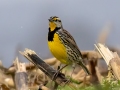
49 22 56 31
48 27 61 41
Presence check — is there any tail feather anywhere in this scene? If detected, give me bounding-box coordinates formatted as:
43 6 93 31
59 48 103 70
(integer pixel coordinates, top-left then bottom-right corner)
78 62 91 75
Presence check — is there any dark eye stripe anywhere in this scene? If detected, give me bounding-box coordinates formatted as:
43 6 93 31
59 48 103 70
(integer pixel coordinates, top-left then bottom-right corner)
52 19 61 22
59 20 61 22
57 19 61 21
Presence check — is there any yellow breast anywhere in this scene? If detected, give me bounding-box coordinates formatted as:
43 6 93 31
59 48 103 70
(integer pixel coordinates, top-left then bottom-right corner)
48 33 70 64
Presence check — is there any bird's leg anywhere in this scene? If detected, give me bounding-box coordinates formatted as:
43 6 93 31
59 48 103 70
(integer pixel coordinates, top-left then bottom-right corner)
52 64 68 80
71 63 76 78
65 63 76 84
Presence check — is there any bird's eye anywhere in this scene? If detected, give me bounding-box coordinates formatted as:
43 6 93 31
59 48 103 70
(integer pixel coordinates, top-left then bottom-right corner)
52 19 61 22
53 19 57 22
57 20 61 22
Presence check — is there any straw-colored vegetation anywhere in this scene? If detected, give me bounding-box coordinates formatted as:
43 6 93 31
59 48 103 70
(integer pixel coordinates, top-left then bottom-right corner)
0 25 120 90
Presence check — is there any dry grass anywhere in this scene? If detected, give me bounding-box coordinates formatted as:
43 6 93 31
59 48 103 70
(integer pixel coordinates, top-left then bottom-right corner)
0 23 120 90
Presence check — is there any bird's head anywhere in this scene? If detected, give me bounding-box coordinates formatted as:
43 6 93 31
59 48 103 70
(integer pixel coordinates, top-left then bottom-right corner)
48 16 62 31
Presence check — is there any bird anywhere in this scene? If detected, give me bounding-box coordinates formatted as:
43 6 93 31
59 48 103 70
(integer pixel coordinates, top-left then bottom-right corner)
47 16 90 75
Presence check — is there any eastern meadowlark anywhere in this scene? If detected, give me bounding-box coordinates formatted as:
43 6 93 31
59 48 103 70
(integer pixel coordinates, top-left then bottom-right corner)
48 16 90 75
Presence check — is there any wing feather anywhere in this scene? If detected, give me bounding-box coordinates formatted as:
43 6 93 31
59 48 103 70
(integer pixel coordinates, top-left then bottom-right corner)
57 29 83 60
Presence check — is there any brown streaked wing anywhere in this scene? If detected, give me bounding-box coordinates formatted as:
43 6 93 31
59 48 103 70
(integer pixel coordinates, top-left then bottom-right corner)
58 29 83 59
62 29 76 44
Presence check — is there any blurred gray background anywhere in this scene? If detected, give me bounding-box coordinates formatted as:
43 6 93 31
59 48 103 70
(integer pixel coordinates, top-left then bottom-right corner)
0 0 120 67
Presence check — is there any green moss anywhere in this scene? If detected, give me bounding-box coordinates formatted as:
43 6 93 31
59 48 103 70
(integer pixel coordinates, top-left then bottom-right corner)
56 80 120 90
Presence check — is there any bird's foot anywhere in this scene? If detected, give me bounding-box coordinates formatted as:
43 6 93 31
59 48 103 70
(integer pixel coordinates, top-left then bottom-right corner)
52 64 68 80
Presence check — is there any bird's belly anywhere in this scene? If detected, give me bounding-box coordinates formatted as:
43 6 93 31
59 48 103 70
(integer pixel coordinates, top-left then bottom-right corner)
48 34 70 64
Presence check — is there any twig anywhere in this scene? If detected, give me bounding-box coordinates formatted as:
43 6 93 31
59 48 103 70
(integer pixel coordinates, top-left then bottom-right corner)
20 49 68 86
14 57 28 90
95 43 120 80
94 43 114 65
95 66 103 83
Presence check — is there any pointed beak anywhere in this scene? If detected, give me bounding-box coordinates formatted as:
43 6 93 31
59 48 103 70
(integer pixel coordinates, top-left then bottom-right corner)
48 18 53 22
48 19 51 22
